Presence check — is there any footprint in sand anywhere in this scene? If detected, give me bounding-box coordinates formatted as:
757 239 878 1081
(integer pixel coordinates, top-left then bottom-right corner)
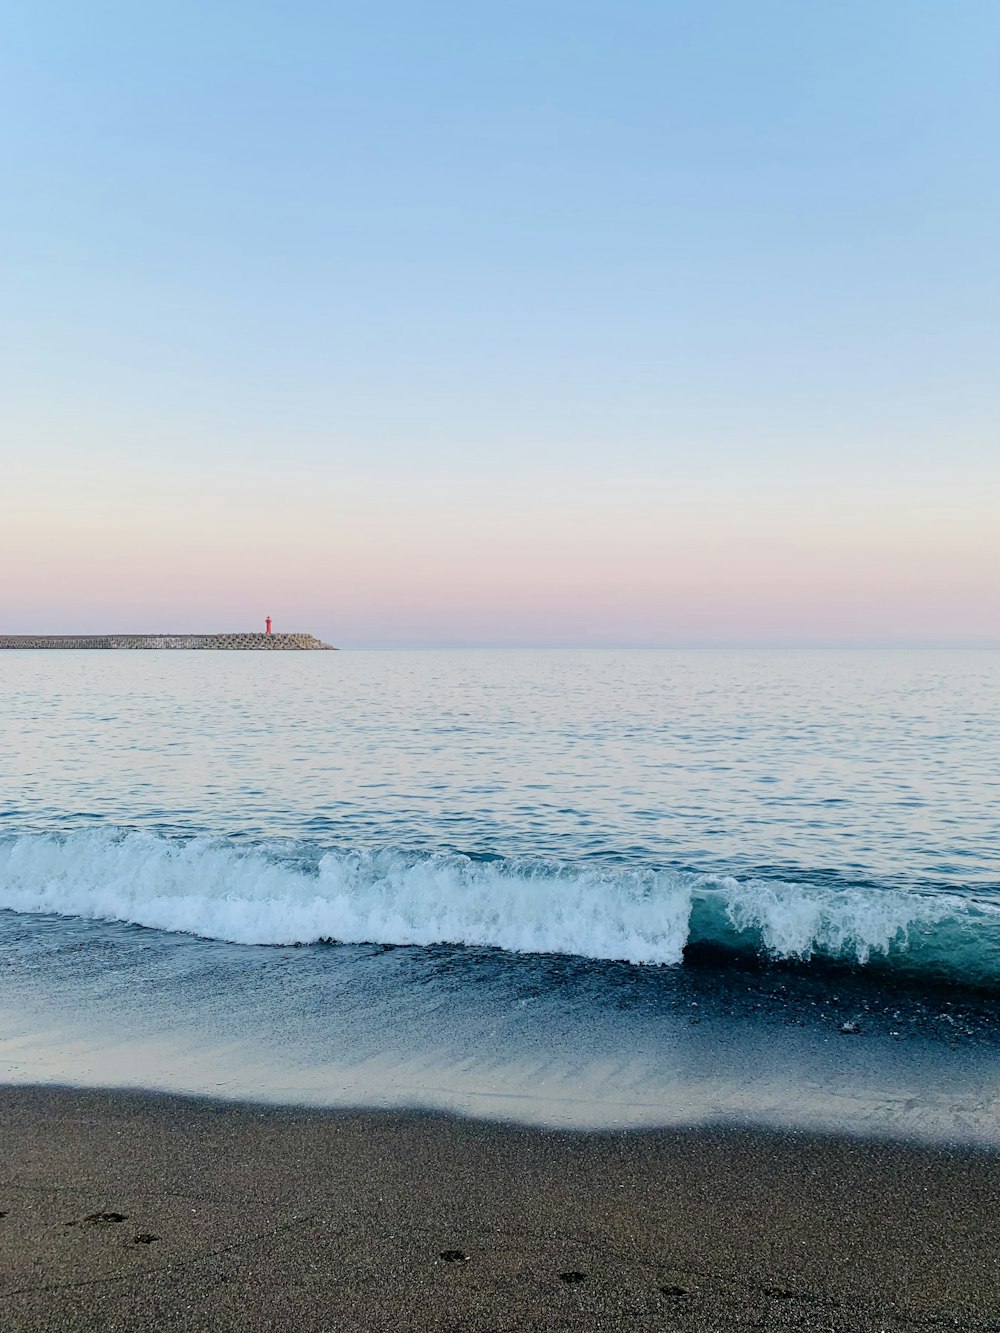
439 1250 468 1263
133 1233 159 1245
65 1212 129 1227
559 1271 587 1284
763 1285 826 1305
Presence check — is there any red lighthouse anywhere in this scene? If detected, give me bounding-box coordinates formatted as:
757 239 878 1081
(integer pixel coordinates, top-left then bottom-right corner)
265 616 272 635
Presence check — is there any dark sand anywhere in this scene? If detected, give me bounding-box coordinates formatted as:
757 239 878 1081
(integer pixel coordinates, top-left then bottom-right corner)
1 1087 998 1332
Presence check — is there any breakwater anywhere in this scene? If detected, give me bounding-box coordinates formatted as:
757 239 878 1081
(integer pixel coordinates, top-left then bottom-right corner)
0 633 336 650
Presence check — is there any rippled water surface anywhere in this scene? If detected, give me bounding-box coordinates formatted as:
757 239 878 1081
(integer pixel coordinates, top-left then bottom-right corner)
5 648 998 878
2 649 1000 986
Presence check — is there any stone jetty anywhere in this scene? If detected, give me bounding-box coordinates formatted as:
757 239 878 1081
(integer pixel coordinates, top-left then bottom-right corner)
0 633 336 650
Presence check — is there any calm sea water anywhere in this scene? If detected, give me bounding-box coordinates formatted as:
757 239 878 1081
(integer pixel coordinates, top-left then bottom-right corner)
1 648 999 1135
2 648 999 980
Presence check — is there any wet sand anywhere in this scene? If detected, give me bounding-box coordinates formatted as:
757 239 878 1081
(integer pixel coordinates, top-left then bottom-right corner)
1 1087 999 1331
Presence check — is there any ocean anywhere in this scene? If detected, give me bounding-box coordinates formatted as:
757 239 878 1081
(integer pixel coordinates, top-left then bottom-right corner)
2 648 998 1138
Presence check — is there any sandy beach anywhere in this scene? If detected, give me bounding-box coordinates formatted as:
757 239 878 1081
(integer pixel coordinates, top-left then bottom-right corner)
2 1085 998 1332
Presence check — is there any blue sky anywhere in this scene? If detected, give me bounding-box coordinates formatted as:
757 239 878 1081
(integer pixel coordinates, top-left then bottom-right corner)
3 1 998 644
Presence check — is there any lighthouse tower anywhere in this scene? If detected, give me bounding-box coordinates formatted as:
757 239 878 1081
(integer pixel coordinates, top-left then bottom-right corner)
265 616 272 635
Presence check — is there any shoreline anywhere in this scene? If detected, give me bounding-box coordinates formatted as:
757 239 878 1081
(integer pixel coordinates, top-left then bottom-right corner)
4 907 999 1147
2 1085 999 1331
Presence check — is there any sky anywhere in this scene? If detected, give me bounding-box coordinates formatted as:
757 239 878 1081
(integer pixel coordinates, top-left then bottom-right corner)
2 0 998 647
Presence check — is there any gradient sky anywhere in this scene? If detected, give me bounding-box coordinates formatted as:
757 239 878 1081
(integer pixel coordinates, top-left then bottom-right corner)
3 0 998 646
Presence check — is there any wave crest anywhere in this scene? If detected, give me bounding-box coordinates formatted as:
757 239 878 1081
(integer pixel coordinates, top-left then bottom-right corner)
0 830 994 985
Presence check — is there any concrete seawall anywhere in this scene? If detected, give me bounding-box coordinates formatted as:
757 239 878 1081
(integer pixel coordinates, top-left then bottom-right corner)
0 633 336 650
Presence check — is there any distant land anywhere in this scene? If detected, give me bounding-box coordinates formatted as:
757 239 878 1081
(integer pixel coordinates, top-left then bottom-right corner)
0 633 336 651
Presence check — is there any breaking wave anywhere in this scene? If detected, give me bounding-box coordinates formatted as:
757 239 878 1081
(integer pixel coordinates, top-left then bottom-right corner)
1 829 997 989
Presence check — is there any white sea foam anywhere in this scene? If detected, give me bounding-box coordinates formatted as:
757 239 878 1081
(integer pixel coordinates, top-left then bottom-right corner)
713 875 956 964
0 829 983 971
